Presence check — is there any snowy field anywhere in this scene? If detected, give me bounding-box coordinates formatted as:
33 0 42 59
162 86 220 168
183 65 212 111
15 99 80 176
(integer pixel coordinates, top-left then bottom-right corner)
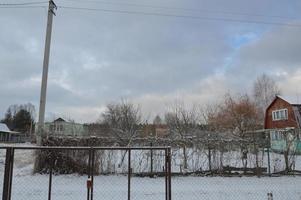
0 144 301 199
3 175 301 200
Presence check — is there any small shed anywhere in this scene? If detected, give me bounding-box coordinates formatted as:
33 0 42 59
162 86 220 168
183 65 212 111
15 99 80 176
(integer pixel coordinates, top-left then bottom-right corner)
0 123 25 142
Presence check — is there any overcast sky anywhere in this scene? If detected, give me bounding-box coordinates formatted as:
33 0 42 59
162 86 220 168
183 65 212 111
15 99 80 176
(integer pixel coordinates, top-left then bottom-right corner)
1 0 301 123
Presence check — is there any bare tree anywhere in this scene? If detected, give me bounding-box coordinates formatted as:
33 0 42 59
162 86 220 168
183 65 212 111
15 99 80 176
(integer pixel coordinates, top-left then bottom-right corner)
206 93 262 171
165 102 201 139
202 103 219 131
207 93 261 136
253 74 280 124
281 129 300 173
100 100 142 145
165 102 201 170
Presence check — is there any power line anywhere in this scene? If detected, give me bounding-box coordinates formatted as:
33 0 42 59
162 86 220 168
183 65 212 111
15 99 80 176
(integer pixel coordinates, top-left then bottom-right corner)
2 1 300 28
0 5 46 8
0 1 48 6
58 0 296 21
59 6 301 28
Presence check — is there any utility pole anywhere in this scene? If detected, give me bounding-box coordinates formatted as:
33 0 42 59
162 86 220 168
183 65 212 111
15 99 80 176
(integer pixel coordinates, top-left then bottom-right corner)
37 0 57 139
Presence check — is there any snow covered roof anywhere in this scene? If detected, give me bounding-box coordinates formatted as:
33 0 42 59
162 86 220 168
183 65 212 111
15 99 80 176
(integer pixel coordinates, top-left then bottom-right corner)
277 95 301 105
54 118 66 122
0 123 11 133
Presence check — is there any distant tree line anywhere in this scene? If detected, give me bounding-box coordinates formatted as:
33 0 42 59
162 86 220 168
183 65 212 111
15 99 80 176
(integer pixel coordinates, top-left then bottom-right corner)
1 103 35 135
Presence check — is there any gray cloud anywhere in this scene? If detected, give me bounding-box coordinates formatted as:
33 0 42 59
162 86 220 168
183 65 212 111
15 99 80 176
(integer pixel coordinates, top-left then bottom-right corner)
1 0 301 122
223 23 301 91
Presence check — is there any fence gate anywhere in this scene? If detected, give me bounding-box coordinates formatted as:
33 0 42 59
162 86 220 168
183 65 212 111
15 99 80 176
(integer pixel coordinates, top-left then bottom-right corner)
1 146 171 200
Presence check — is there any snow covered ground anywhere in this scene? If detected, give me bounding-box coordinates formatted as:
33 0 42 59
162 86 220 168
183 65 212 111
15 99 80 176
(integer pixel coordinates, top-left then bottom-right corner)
0 144 301 199
4 175 301 200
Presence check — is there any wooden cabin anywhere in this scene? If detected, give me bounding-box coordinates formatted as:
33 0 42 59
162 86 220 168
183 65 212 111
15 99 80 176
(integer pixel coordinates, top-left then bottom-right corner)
264 96 301 153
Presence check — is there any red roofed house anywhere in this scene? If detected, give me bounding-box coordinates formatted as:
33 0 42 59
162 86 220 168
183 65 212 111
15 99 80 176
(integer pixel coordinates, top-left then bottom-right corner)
264 95 301 153
265 96 301 129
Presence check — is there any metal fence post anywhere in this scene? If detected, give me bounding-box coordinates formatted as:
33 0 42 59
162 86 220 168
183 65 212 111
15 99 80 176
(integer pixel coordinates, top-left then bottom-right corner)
87 149 92 200
267 147 271 176
165 149 168 200
2 148 11 200
2 147 14 200
91 148 95 200
168 148 171 200
128 149 131 200
8 148 14 200
48 151 54 200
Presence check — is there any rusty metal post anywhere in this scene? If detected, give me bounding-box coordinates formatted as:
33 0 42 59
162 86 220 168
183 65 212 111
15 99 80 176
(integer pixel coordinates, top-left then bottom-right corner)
2 147 14 200
128 149 131 200
168 148 171 200
87 149 92 200
48 151 54 200
165 149 168 200
8 148 14 200
267 147 271 176
91 148 95 200
2 148 11 200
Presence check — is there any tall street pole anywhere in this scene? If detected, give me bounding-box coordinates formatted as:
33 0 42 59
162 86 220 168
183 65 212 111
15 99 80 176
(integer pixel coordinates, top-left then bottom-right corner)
37 0 57 140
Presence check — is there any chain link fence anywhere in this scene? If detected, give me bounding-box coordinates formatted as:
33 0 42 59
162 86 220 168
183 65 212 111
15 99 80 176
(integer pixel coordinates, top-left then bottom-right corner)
0 146 171 200
1 143 301 199
0 148 6 198
171 176 301 200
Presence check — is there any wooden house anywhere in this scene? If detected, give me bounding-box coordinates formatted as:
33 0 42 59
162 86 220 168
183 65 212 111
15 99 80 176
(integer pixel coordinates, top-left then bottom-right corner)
43 118 86 137
264 96 301 153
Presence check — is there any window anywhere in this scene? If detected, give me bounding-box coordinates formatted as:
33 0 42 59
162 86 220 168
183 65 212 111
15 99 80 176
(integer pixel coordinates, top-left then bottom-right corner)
278 132 283 140
271 131 276 140
271 131 284 140
272 109 288 121
59 124 64 132
56 124 64 132
49 125 55 132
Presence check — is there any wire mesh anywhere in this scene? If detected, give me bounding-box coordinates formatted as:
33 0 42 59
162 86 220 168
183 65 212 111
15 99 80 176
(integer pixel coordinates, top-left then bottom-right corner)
0 148 6 198
11 149 48 200
131 149 166 200
93 149 129 200
50 149 89 200
171 176 301 200
0 146 171 200
2 145 301 199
